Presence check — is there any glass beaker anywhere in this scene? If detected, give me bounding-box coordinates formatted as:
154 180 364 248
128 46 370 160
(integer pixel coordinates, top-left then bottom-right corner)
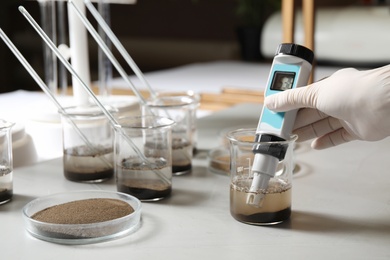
0 120 15 205
145 95 198 175
155 90 200 154
59 105 114 182
227 128 296 225
115 115 174 201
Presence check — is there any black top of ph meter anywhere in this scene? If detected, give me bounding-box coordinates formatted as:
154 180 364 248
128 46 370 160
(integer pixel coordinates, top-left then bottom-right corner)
276 43 314 65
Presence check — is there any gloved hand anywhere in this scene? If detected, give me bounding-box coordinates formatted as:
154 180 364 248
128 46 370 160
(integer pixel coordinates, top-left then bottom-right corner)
264 65 390 149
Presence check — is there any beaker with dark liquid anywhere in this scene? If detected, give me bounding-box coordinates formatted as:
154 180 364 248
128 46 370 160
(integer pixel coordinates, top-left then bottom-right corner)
155 90 200 154
115 116 174 201
145 95 198 176
227 128 296 225
60 106 114 182
0 120 15 205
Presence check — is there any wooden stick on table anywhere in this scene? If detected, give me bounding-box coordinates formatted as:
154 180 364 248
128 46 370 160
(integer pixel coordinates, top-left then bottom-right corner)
282 0 315 84
282 0 295 43
303 0 315 84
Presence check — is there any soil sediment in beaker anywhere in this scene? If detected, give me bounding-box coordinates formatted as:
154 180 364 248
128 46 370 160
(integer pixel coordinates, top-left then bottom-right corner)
0 189 12 204
230 178 291 224
0 168 12 204
118 179 171 201
116 159 171 201
63 146 113 182
172 138 192 175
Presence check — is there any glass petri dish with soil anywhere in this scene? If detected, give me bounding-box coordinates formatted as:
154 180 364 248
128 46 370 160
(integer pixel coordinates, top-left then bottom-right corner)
22 190 141 244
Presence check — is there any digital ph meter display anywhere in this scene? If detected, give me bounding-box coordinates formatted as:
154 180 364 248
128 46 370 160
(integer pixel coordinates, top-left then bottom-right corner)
270 71 296 91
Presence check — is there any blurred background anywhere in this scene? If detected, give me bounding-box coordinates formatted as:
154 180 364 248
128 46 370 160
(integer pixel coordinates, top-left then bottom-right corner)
0 0 388 93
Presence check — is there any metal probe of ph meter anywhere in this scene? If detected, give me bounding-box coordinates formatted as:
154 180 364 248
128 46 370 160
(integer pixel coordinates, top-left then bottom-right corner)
247 43 314 207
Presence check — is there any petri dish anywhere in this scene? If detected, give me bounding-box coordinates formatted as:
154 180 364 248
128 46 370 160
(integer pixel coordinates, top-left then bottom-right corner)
207 147 230 176
22 190 141 245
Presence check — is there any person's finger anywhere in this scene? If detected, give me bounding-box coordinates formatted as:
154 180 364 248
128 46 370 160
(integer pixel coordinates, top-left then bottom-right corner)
293 116 343 142
294 108 329 130
311 128 358 149
264 84 319 112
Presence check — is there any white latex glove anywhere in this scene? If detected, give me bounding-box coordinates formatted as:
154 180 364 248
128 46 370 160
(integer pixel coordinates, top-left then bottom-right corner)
264 65 390 149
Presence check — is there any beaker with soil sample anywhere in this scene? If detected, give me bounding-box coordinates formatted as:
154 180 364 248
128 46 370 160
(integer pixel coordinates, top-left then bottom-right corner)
59 106 115 182
115 115 174 201
155 90 200 154
145 95 198 176
0 120 15 205
227 128 296 225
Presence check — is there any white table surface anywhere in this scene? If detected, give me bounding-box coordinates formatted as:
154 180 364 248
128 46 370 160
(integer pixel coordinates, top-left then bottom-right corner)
0 61 343 164
1 103 390 259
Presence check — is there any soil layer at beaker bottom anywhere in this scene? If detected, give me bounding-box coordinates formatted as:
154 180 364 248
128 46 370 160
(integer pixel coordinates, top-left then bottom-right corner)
172 164 192 175
64 169 113 182
117 180 171 201
0 189 12 204
231 207 291 225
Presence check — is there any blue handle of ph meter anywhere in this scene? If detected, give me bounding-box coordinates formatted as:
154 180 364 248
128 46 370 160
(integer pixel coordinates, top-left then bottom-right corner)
260 107 285 130
259 63 300 132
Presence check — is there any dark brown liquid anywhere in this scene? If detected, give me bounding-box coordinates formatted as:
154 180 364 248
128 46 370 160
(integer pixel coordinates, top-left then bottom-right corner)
116 159 171 201
63 146 113 182
0 189 12 204
118 180 171 201
172 138 192 175
230 179 291 225
231 207 291 224
172 164 192 175
64 169 113 182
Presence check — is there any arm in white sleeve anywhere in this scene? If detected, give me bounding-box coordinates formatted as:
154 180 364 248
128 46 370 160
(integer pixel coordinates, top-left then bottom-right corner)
264 65 390 149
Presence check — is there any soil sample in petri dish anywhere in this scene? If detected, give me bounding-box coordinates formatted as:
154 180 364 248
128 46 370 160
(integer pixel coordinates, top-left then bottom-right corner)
63 145 114 182
230 177 291 225
31 198 134 239
172 138 192 175
32 198 134 224
117 158 172 201
0 167 12 204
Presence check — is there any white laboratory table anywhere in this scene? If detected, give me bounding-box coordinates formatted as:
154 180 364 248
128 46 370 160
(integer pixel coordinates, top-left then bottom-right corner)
0 60 343 163
1 103 390 259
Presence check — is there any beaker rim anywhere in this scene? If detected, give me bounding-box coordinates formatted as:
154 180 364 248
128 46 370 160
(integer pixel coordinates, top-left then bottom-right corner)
58 105 118 117
146 96 196 108
155 90 201 102
226 128 297 145
115 115 175 130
